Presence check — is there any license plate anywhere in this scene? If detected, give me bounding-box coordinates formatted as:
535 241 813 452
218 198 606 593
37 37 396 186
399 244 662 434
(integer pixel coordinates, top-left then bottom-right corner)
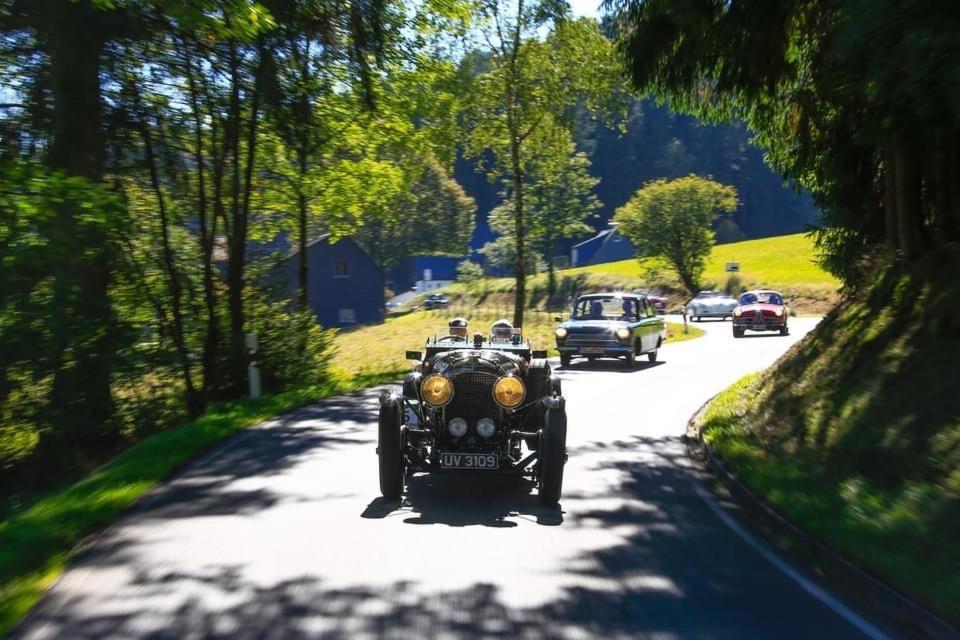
440 453 498 470
579 346 605 354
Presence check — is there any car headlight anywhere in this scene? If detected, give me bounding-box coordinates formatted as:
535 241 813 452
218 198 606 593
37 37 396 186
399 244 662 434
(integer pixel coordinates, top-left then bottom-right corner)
615 327 631 341
492 376 525 408
734 308 742 317
448 417 467 437
476 418 496 438
555 327 568 339
775 308 783 317
421 374 453 407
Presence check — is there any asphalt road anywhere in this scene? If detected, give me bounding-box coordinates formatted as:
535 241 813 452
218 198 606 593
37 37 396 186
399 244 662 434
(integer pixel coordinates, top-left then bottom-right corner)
15 316 889 639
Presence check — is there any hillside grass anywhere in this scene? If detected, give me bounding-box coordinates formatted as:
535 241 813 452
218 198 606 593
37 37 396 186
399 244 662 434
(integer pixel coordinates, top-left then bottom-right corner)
447 233 840 314
332 306 702 379
0 372 397 636
568 233 838 290
697 254 960 623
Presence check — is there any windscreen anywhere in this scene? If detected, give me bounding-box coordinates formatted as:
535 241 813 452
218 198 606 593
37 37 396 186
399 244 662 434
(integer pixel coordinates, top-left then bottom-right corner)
572 297 638 321
740 292 783 305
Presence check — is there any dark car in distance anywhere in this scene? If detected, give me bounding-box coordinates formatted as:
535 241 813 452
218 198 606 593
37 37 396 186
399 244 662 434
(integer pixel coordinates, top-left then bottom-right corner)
423 293 449 310
554 293 666 368
378 320 567 505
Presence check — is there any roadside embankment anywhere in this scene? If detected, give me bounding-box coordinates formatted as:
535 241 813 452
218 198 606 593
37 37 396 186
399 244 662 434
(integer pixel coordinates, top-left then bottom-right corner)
696 253 960 625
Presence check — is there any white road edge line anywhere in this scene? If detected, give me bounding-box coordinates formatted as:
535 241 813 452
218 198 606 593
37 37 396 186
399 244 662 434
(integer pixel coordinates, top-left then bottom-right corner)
688 477 891 640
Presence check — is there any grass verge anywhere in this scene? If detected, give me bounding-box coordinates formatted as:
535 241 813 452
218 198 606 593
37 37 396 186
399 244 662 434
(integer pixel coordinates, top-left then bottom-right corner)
0 372 396 635
332 307 701 379
697 253 960 623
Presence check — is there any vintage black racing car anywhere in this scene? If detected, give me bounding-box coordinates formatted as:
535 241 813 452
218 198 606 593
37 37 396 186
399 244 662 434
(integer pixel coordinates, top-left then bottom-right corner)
377 318 567 504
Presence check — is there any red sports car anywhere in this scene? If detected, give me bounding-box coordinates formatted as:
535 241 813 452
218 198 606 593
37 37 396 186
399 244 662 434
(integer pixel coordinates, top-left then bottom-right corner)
732 290 789 337
635 291 667 314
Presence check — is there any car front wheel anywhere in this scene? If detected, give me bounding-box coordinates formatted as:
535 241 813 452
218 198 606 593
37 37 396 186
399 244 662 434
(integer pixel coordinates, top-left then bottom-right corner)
560 353 572 367
780 324 789 336
538 400 567 505
733 327 745 338
378 396 404 499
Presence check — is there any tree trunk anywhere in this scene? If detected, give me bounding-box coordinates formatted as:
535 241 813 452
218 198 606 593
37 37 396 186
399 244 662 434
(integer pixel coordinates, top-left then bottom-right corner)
44 1 117 448
298 148 309 309
134 82 202 418
893 136 923 260
883 141 898 252
511 137 526 328
184 49 220 400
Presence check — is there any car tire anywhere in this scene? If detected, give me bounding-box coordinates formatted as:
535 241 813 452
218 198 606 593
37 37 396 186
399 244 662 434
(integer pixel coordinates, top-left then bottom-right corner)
524 360 551 450
647 348 658 363
560 353 572 367
780 324 789 336
624 346 636 369
733 327 744 338
538 400 567 505
378 396 404 499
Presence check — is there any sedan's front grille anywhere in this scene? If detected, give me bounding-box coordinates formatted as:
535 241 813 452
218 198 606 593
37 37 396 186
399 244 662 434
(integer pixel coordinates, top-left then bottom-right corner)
447 371 500 424
566 333 618 346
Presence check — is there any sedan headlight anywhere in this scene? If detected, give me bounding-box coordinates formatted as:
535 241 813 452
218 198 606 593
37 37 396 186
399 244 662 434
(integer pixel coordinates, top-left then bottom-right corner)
476 418 496 438
555 327 568 339
421 374 453 407
775 308 784 317
615 327 631 341
492 376 526 408
734 308 743 317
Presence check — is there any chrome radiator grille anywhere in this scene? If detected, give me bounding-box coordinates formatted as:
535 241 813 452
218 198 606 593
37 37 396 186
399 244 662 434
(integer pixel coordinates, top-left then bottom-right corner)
566 333 617 346
447 371 500 424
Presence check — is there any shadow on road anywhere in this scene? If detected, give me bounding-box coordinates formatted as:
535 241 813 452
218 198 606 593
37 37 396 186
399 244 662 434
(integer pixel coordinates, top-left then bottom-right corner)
560 359 666 373
15 428 868 639
361 473 563 527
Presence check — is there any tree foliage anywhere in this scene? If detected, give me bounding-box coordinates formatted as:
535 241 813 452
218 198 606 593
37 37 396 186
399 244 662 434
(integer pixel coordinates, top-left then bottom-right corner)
462 6 623 325
607 0 960 285
614 175 738 293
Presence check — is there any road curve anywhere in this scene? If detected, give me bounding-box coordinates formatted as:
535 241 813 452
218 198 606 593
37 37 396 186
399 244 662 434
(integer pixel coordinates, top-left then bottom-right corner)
15 316 886 639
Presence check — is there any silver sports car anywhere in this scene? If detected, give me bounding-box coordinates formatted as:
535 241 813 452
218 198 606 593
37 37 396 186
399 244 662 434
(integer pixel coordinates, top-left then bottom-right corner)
685 290 739 321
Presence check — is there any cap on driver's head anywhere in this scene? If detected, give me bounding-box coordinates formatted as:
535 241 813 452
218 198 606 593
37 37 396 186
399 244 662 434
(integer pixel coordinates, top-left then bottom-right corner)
448 317 469 338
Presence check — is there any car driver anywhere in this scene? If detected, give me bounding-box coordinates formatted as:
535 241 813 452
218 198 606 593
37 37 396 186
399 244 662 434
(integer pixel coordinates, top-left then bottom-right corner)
448 317 469 339
620 299 636 321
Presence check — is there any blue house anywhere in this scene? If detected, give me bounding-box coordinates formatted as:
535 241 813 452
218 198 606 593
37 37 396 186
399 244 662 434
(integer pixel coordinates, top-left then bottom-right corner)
570 224 636 267
281 235 385 327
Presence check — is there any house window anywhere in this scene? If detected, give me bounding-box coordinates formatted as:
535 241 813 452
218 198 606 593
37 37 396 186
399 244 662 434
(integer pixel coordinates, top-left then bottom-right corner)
338 308 357 324
334 258 351 278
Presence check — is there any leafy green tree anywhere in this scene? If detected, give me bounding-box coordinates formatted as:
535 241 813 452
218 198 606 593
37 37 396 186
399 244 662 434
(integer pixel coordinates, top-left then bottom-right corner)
481 202 545 276
463 8 623 326
456 259 485 283
351 156 475 272
524 135 600 299
614 175 738 293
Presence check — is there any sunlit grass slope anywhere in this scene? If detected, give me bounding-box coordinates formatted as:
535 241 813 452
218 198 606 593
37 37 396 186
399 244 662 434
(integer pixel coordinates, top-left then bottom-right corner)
567 233 839 290
698 255 960 622
331 307 701 379
446 233 839 314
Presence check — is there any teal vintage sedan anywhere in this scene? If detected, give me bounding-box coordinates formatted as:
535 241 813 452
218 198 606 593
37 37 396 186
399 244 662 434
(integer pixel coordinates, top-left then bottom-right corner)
555 293 666 368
